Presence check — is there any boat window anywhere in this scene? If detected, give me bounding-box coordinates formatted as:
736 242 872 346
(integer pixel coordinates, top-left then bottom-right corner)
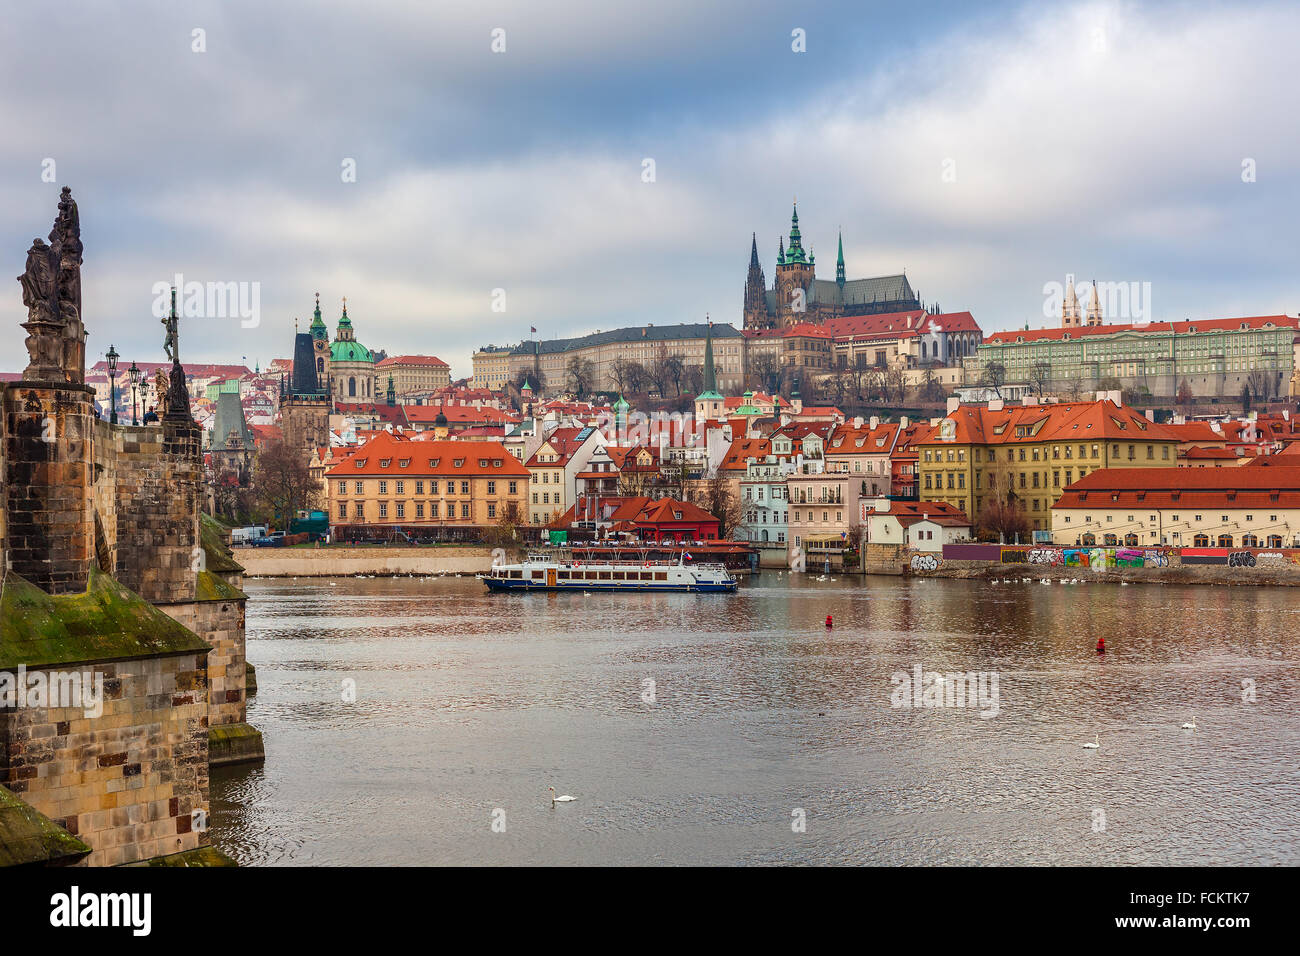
586 571 599 580
558 571 571 580
531 570 544 580
611 572 625 580
654 572 668 581
509 570 522 579
598 571 612 580
640 571 652 580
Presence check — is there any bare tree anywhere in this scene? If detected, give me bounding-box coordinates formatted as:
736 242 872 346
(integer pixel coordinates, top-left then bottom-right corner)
1176 377 1194 411
254 439 320 532
664 355 685 396
691 473 745 539
980 361 1006 399
647 344 674 397
1246 367 1272 403
1028 361 1051 398
750 352 780 393
609 357 635 395
566 356 596 398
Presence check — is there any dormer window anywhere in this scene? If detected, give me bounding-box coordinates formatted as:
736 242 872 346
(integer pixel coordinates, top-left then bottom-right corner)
493 459 502 467
454 458 465 467
379 458 392 467
479 459 488 467
428 458 440 467
355 458 367 468
399 458 411 467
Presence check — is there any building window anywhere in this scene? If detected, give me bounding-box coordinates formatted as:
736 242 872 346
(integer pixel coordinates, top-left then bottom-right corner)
396 502 405 519
379 480 388 495
461 503 470 518
355 481 364 494
355 503 364 519
509 481 518 494
462 481 470 494
379 502 388 518
487 481 496 494
338 502 347 519
416 503 424 518
395 481 404 495
488 503 497 518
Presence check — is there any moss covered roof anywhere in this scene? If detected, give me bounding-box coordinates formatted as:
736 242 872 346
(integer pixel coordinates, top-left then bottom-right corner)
199 513 245 575
0 785 91 866
0 568 211 670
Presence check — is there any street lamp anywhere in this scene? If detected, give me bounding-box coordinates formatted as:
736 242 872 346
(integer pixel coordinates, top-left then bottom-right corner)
106 344 119 424
128 360 141 426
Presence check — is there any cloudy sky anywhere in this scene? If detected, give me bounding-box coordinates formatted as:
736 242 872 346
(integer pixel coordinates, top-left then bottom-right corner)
2 0 1297 379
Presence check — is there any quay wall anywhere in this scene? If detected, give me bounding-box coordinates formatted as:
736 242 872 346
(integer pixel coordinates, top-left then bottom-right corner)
885 543 1300 587
235 545 495 577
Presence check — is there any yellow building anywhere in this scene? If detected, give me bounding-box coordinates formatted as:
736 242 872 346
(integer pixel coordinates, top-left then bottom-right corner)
373 355 450 400
326 431 528 539
916 397 1181 534
472 346 512 390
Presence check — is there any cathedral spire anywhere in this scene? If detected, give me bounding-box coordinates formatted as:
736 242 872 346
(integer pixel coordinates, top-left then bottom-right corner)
1085 279 1103 326
700 317 720 398
785 202 806 263
777 236 785 265
836 230 846 288
749 232 759 269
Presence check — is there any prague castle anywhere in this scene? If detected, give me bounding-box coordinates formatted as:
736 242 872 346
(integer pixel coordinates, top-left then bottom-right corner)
743 204 924 330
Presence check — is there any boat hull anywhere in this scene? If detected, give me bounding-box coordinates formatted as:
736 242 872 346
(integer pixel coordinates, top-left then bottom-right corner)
483 578 736 593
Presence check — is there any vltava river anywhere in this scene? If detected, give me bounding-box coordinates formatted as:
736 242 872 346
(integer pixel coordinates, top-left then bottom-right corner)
211 575 1300 865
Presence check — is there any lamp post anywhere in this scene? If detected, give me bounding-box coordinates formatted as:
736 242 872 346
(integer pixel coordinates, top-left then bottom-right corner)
128 360 141 426
106 344 119 424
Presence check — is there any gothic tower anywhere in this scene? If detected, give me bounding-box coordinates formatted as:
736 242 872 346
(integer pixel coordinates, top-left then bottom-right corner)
743 233 770 329
308 291 331 403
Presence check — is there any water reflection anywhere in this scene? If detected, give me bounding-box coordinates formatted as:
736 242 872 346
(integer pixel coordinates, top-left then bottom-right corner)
210 576 1300 865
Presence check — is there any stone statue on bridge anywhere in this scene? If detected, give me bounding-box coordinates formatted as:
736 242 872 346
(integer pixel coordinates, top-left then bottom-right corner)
17 187 86 384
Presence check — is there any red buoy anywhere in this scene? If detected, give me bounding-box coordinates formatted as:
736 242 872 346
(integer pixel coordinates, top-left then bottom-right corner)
826 614 833 628
1096 636 1106 653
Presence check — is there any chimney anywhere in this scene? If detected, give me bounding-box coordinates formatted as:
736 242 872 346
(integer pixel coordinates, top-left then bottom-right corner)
1145 409 1155 422
946 396 961 414
1023 395 1038 406
988 398 1004 412
853 416 864 428
900 416 909 428
868 415 879 430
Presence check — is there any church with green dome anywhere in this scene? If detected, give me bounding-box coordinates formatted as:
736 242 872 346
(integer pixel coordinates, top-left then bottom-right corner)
325 296 375 400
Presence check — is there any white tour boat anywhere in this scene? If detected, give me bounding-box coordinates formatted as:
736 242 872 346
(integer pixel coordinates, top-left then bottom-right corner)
481 552 737 593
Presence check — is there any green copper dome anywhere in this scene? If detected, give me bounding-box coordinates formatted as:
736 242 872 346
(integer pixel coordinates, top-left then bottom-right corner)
330 339 373 363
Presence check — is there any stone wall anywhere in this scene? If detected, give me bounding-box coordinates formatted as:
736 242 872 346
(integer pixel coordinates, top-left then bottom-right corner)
97 419 202 605
236 544 495 577
3 652 211 867
3 382 96 594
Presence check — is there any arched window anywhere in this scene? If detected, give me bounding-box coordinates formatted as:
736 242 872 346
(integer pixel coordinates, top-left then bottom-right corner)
1217 534 1233 548
1081 533 1096 546
1123 533 1139 546
1240 533 1259 548
1193 534 1209 547
349 377 356 397
1103 533 1118 546
1267 535 1283 548
316 358 324 374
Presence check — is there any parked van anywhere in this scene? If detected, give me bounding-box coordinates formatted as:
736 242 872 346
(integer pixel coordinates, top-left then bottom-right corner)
231 525 268 546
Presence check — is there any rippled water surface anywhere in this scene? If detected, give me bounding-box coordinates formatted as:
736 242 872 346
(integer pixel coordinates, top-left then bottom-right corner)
211 575 1300 865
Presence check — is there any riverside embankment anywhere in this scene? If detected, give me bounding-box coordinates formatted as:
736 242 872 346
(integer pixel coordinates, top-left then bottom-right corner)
893 542 1300 587
234 545 496 577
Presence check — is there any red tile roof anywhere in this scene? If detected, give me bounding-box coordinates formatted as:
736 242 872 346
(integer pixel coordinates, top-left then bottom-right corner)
1054 465 1300 510
921 400 1179 446
866 499 971 527
986 314 1298 345
376 355 449 368
325 431 527 478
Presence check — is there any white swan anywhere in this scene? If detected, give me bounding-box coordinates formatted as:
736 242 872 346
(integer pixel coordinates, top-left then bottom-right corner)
1181 717 1197 730
1082 734 1100 749
548 786 576 804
